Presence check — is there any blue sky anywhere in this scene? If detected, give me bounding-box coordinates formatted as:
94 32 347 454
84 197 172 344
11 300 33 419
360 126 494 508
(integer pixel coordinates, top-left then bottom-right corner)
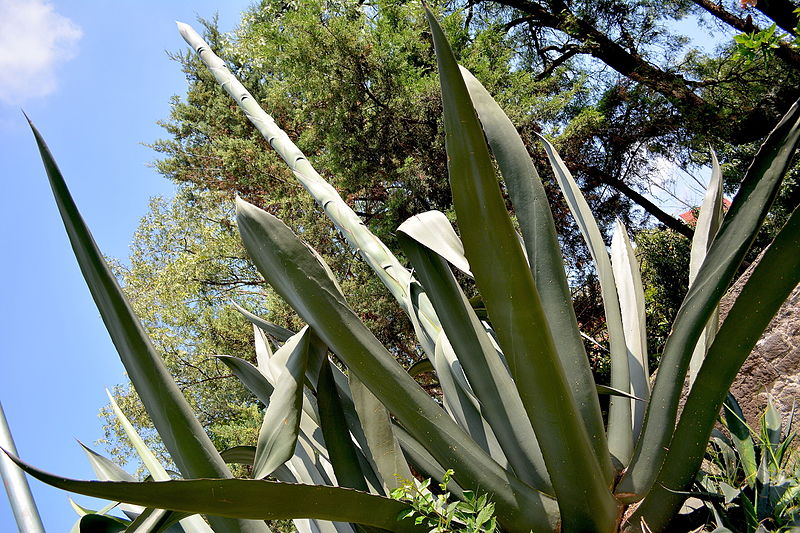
0 1 250 530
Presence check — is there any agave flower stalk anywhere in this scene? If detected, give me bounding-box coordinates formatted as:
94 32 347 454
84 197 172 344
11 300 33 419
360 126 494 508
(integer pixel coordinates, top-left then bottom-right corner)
0 402 44 533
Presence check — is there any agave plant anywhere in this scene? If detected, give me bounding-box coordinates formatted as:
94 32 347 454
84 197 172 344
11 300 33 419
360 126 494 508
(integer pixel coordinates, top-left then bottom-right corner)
3 8 800 533
700 396 800 531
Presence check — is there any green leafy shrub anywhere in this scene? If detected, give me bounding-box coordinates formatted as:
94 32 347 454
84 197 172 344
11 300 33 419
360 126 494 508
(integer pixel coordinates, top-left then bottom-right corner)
391 470 497 533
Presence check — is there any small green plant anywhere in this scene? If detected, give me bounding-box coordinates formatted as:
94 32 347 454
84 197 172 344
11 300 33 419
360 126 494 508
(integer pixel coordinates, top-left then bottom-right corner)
391 470 497 533
700 396 800 532
734 23 784 62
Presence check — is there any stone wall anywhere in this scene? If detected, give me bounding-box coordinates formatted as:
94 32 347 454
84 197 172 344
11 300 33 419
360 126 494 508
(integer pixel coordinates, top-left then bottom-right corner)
722 260 800 425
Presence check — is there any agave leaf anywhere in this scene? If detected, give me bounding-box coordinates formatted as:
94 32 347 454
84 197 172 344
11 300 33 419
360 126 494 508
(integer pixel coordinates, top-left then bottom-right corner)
216 356 274 405
406 359 434 377
722 394 758 485
596 385 646 402
403 279 441 367
26 120 266 533
688 151 725 386
425 8 616 529
105 391 168 482
180 23 455 391
396 211 471 276
78 443 145 516
4 451 427 533
253 327 312 479
79 442 137 484
79 441 204 533
399 230 548 491
220 447 256 466
70 498 120 518
316 359 369 492
459 66 610 478
78 514 128 532
610 219 650 440
763 398 782 456
233 303 295 343
216 353 323 432
621 98 800 500
538 134 632 467
689 151 726 286
349 374 412 493
124 507 175 532
433 332 509 468
253 325 274 371
632 204 800 528
235 197 558 532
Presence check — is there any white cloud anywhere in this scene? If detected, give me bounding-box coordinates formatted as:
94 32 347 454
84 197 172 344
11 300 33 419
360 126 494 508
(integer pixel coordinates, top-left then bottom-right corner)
0 0 82 105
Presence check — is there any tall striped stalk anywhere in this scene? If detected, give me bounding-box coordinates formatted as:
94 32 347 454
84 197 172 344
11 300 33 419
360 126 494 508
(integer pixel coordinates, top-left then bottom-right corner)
0 402 45 533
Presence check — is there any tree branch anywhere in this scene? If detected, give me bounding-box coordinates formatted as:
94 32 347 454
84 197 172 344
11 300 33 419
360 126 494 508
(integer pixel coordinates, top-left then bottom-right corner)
692 0 800 69
578 163 695 238
755 0 800 35
492 0 800 143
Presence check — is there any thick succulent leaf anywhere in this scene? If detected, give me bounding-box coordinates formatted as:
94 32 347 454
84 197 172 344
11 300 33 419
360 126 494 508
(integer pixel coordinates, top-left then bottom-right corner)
78 514 128 532
539 134 632 466
433 333 508 468
124 507 175 532
80 441 203 533
221 447 256 466
459 66 610 478
425 9 617 530
253 327 312 479
79 442 137 483
399 231 548 491
316 360 369 492
760 399 782 479
217 352 322 429
349 374 412 493
764 398 783 452
70 499 120 518
610 219 650 440
0 402 45 533
26 120 265 533
596 385 646 402
235 198 558 533
106 392 170 483
722 395 757 484
689 150 725 286
253 325 274 371
688 151 725 386
233 303 294 343
620 99 800 500
78 442 145 517
216 356 273 405
403 283 439 363
632 205 800 528
406 359 433 377
396 211 471 276
4 452 426 533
